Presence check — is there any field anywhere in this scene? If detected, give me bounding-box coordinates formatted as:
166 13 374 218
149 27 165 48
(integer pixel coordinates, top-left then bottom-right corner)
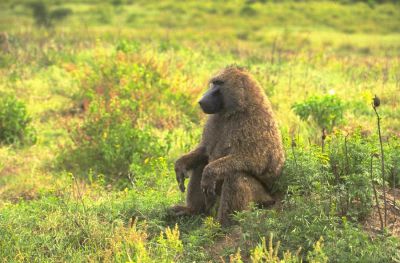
0 0 400 262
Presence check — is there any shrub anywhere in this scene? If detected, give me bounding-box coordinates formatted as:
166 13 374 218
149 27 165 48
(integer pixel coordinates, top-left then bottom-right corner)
28 2 72 28
109 222 184 262
326 131 375 219
59 49 196 186
93 5 114 24
240 5 258 16
60 87 167 186
292 94 346 150
64 108 164 186
278 130 378 221
235 201 398 262
250 234 327 263
292 94 346 133
0 95 36 145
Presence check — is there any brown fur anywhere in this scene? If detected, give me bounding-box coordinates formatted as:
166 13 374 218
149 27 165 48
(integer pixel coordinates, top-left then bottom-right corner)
172 66 285 226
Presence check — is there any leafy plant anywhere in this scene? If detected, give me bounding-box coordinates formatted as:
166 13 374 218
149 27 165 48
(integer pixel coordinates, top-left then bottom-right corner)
59 50 197 186
59 89 167 186
0 95 36 145
292 94 345 150
327 131 375 219
292 94 345 133
28 2 72 28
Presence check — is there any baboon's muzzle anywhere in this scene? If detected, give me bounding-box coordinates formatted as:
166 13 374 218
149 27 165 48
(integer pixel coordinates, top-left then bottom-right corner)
198 85 223 114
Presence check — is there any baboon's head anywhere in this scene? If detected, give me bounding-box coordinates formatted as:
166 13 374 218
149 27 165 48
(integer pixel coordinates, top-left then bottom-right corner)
199 65 262 114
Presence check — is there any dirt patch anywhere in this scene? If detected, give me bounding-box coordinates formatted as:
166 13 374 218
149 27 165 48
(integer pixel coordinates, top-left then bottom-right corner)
207 226 247 262
0 165 19 178
7 189 38 203
364 188 400 237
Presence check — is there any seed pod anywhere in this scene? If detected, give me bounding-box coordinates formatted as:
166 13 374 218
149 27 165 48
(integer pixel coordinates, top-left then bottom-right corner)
373 95 380 107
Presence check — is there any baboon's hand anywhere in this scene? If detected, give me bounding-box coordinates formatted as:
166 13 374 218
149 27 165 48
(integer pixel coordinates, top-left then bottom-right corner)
174 159 187 193
201 166 216 197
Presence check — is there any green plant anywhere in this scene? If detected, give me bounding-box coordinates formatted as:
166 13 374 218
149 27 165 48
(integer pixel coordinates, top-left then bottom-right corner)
0 95 36 145
28 2 72 28
250 233 303 263
292 94 345 150
327 131 375 219
292 95 345 133
372 95 387 227
235 199 398 263
60 98 166 186
59 51 197 186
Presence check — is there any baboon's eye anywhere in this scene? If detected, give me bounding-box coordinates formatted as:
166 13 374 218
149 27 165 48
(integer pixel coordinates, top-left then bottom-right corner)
212 79 224 85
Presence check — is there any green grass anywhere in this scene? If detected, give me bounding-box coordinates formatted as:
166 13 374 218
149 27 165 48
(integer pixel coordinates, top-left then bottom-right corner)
0 0 400 262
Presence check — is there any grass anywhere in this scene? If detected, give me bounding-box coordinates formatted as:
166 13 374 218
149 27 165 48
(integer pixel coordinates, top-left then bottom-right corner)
0 0 400 262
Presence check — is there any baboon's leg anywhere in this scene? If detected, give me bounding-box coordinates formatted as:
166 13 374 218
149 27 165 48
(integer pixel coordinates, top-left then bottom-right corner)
186 164 207 213
204 179 223 213
217 173 273 227
171 164 207 216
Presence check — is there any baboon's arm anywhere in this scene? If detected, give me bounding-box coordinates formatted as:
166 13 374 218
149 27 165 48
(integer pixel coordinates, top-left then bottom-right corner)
175 146 208 192
201 154 262 196
203 154 262 181
175 146 208 171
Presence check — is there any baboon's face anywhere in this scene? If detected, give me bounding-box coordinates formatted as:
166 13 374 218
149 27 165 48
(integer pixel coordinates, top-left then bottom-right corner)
198 79 224 114
199 67 250 114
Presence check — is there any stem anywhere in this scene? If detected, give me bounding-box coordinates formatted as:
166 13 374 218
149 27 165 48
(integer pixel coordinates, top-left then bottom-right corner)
333 165 343 216
73 176 87 225
291 137 298 167
371 155 384 232
343 134 350 214
344 135 349 175
373 106 387 227
392 167 397 211
271 37 276 65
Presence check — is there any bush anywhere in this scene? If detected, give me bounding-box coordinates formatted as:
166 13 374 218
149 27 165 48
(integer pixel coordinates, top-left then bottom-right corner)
235 200 398 262
59 88 167 186
244 129 399 262
240 5 258 16
59 49 197 186
326 131 375 219
28 2 72 28
277 130 378 221
292 94 346 146
110 222 184 262
0 95 36 145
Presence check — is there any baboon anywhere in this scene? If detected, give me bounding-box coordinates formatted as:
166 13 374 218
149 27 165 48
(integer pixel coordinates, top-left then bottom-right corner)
0 32 10 53
171 66 285 226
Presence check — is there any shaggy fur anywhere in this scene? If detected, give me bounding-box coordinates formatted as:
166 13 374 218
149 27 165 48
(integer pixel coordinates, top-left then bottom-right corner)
172 66 285 226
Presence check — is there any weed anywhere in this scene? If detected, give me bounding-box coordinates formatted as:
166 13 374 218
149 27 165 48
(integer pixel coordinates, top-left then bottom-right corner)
0 94 36 145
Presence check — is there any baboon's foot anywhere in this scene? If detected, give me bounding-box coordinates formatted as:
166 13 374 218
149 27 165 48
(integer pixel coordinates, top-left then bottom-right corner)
169 205 195 216
204 194 218 214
